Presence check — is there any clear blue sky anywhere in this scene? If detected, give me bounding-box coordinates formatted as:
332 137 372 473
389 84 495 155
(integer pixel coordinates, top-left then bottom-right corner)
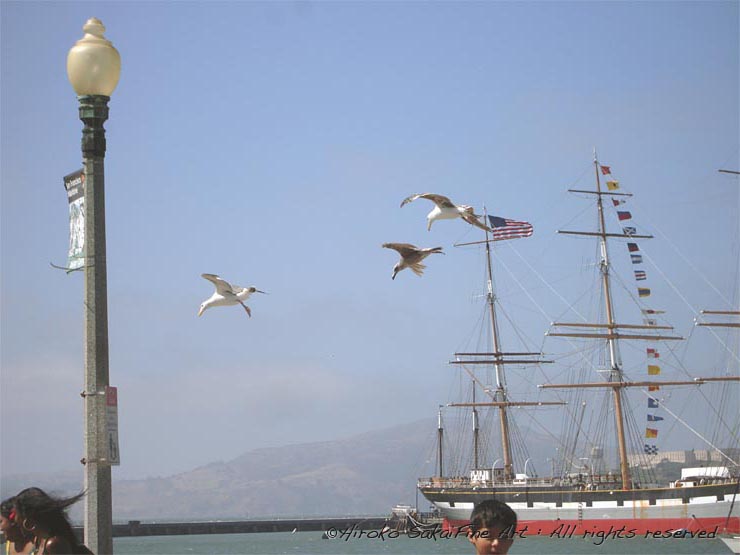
1 1 737 480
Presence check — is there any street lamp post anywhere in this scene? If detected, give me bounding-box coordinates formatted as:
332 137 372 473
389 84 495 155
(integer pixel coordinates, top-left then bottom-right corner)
67 18 120 555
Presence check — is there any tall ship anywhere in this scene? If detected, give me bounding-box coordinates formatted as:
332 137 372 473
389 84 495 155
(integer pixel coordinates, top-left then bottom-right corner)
417 154 740 536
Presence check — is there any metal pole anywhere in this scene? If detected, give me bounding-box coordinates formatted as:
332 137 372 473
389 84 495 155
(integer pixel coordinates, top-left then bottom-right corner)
79 94 113 555
492 459 501 486
437 407 444 477
472 380 479 469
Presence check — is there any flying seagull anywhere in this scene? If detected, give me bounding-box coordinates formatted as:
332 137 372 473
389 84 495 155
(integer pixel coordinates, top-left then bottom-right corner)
198 273 266 317
400 193 494 232
382 243 444 280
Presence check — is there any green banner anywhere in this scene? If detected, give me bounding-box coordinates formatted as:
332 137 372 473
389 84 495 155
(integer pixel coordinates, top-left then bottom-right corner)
63 169 85 272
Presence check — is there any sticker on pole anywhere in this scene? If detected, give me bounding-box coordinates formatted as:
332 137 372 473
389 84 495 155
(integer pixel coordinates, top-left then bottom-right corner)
105 386 120 465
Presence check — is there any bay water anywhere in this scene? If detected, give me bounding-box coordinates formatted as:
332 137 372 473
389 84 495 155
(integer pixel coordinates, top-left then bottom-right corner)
112 530 732 554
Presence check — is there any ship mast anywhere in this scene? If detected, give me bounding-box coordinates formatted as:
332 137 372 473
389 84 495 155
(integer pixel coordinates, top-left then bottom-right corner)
697 310 740 328
564 154 641 489
472 381 480 469
451 218 562 481
544 152 719 490
437 407 444 477
484 224 515 480
592 153 633 489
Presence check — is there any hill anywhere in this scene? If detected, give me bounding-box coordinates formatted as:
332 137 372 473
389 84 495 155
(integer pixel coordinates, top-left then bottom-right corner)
2 418 558 521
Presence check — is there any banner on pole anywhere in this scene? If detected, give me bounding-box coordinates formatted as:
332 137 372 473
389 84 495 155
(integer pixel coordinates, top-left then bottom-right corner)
63 169 85 272
105 386 120 465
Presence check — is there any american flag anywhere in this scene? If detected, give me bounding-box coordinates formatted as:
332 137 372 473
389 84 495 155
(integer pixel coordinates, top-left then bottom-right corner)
487 215 534 241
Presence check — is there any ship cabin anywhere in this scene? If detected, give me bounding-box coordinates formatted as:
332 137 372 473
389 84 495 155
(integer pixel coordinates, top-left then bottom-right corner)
670 466 733 488
461 466 631 491
469 468 558 488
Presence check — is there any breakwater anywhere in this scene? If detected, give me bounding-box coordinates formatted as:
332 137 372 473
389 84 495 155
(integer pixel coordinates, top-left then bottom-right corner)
73 516 389 538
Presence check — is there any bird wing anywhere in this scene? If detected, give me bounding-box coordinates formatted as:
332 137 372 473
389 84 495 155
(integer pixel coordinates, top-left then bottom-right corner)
461 211 495 232
201 273 235 295
400 193 455 209
382 243 419 257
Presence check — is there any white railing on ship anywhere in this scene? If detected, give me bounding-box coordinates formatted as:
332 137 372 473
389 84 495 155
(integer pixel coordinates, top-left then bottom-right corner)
418 478 557 488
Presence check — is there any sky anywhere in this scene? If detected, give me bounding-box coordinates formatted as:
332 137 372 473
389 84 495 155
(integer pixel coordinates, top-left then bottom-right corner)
1 1 738 482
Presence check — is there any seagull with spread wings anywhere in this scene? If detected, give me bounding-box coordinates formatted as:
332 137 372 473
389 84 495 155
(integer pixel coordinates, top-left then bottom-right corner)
198 273 266 317
400 193 493 232
382 243 444 280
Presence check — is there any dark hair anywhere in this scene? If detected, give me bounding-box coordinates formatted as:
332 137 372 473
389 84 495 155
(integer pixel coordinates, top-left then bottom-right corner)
1 495 33 544
1 496 14 518
13 488 84 547
469 499 517 533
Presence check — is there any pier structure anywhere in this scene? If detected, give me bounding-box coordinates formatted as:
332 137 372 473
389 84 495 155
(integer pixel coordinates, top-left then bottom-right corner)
69 516 389 538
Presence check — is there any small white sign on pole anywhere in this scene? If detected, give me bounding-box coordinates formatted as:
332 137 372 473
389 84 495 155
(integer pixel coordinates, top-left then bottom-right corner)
105 386 120 465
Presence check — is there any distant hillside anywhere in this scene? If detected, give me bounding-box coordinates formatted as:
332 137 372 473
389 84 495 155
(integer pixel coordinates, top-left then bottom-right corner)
110 418 438 519
1 468 84 501
2 418 558 521
1 419 437 520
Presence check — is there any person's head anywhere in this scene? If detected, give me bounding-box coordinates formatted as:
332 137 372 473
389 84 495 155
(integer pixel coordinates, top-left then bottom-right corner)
1 496 29 544
12 488 83 542
467 499 518 554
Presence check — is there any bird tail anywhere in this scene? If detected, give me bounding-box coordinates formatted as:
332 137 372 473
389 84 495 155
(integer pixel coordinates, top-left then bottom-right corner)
410 263 426 277
428 247 444 255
